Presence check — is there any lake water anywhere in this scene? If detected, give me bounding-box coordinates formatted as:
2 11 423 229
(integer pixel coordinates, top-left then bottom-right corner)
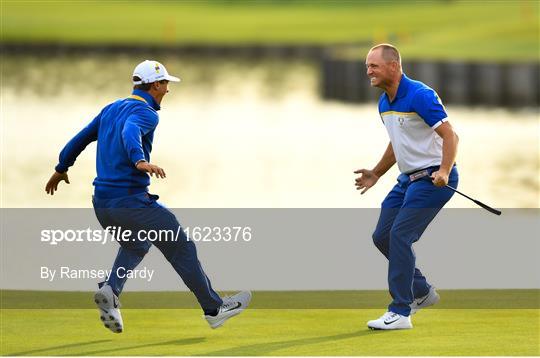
1 54 538 208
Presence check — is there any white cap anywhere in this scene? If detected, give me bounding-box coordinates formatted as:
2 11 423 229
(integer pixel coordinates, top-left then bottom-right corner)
132 60 181 85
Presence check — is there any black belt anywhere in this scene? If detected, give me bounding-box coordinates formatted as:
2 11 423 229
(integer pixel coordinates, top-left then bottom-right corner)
407 166 440 182
407 164 456 182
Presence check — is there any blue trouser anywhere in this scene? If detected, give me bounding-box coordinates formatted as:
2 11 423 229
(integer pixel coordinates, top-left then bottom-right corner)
372 166 458 316
92 192 223 312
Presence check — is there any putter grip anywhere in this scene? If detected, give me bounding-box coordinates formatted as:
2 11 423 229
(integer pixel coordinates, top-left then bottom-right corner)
473 200 502 215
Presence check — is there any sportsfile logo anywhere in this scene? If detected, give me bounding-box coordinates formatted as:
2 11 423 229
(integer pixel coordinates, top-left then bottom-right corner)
40 226 253 245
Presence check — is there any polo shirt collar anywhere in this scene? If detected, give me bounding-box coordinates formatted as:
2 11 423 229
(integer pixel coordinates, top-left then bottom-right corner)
387 73 409 103
132 89 160 111
395 73 410 100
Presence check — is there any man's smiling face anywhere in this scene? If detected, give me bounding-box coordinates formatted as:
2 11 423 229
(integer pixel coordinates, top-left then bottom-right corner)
366 48 396 89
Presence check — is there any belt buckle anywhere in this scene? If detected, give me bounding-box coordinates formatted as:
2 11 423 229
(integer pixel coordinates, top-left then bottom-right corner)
409 169 430 182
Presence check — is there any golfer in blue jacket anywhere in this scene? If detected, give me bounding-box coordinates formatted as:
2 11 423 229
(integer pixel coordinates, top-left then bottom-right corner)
46 60 251 333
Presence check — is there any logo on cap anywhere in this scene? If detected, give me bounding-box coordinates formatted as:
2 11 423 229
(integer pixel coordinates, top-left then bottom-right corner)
155 63 160 73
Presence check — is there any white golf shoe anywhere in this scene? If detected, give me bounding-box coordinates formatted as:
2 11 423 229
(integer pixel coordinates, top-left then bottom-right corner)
410 286 440 314
94 284 123 333
367 311 412 330
205 291 252 329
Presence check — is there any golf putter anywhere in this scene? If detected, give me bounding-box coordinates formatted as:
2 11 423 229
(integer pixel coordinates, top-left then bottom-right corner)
410 170 502 216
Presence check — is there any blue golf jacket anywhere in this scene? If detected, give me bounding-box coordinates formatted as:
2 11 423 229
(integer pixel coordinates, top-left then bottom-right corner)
55 89 161 198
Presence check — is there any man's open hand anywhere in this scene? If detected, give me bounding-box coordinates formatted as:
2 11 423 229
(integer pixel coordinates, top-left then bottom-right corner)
136 161 166 178
354 169 379 194
45 171 70 195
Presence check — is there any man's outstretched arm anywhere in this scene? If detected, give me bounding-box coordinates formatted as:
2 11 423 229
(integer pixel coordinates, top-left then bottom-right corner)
354 141 396 194
45 115 100 195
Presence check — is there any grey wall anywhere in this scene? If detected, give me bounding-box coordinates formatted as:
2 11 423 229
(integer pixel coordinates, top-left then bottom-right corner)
322 59 540 108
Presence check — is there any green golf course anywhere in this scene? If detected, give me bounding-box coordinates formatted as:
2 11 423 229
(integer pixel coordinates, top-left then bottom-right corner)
1 309 537 356
2 1 538 61
1 290 538 356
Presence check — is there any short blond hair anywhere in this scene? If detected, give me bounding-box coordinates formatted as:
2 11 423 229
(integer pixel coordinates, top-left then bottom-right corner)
369 44 401 66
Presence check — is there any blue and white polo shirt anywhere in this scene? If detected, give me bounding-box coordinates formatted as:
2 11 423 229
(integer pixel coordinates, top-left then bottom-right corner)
378 73 448 174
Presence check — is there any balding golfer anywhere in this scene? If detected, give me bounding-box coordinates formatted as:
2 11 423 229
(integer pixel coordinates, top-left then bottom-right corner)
46 60 251 333
354 44 459 330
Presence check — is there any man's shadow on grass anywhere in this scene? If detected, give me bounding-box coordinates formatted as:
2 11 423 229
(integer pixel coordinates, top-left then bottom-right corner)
8 337 205 356
199 329 378 356
7 329 387 356
75 337 206 356
8 340 112 356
